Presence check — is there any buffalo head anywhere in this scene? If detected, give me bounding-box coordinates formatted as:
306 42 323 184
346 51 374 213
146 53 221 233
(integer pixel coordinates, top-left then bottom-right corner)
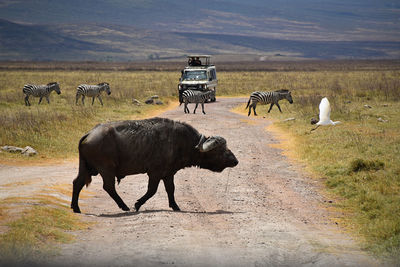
195 135 238 172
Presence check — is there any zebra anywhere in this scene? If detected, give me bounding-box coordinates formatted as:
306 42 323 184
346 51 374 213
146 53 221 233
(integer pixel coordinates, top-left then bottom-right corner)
246 89 293 116
75 82 111 106
180 90 214 114
22 82 61 106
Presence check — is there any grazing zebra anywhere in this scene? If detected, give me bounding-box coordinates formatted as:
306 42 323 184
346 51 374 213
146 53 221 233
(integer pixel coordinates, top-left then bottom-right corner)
246 89 293 116
75 82 111 106
22 82 61 106
180 90 214 114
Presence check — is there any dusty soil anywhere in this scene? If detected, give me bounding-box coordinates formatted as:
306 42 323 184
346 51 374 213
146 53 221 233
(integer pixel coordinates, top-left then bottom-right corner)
0 98 382 266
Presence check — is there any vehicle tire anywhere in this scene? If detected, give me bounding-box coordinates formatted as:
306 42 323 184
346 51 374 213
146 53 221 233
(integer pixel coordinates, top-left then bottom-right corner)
211 90 216 102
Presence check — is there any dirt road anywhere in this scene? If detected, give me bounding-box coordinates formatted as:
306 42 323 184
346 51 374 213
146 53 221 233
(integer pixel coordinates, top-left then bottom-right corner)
1 98 381 266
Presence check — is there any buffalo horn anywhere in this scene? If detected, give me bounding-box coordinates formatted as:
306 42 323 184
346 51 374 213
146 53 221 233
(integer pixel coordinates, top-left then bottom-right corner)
195 135 207 150
198 136 226 152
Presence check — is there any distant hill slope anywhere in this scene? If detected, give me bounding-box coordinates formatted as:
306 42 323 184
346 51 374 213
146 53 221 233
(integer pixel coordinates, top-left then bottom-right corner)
0 19 118 61
1 0 399 42
1 19 399 61
1 0 400 61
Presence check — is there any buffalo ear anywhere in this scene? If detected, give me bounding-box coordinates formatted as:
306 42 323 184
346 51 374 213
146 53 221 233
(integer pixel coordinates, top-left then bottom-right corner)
198 136 226 152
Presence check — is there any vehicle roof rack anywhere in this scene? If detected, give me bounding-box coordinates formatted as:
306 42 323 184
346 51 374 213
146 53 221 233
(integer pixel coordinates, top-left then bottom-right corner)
186 55 212 66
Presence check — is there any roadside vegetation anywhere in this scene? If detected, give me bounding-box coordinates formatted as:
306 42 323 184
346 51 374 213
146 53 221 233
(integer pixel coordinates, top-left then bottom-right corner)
0 70 179 161
0 61 399 260
0 69 179 262
0 196 90 264
231 70 400 260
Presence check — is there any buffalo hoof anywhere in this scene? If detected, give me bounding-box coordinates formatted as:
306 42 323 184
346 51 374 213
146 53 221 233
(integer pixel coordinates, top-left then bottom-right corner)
135 202 142 212
121 205 130 211
72 206 81 213
170 204 181 211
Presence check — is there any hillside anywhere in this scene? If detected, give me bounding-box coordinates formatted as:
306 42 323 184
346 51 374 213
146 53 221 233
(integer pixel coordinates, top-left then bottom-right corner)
0 0 399 61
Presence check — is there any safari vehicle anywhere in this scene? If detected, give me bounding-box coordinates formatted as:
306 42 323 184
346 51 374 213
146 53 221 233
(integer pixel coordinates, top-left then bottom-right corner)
178 55 217 102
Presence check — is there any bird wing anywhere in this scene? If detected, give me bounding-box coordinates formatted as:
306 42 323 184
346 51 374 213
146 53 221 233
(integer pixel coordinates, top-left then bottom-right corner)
319 97 331 123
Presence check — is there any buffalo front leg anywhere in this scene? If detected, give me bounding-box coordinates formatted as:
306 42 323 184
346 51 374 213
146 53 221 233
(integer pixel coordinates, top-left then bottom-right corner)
101 172 130 211
163 176 180 211
135 176 161 212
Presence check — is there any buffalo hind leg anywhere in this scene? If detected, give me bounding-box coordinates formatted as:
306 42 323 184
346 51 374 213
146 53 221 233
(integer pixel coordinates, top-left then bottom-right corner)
71 169 90 213
135 176 161 212
101 172 130 211
163 176 180 211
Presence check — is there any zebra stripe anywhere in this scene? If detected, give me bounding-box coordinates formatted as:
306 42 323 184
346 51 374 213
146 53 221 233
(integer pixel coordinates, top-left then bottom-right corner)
75 82 111 106
181 90 214 114
22 82 61 106
246 89 293 116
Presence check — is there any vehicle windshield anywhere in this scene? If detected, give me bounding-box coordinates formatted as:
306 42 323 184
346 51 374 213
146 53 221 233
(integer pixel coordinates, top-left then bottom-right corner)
182 70 207 81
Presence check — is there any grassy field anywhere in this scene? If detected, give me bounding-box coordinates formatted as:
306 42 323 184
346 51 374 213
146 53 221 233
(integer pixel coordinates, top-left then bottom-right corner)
0 61 399 260
0 70 179 161
231 70 400 259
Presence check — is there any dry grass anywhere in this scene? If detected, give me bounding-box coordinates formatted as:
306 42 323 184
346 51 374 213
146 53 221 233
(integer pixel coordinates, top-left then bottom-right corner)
232 69 400 259
0 181 93 264
0 197 90 263
0 61 399 260
0 70 179 161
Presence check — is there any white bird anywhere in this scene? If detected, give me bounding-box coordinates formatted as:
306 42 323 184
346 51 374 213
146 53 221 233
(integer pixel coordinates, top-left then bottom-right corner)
311 97 341 131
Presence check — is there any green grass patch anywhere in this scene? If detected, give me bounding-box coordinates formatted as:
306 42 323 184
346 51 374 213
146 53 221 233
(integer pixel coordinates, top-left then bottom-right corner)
350 159 385 173
0 197 90 264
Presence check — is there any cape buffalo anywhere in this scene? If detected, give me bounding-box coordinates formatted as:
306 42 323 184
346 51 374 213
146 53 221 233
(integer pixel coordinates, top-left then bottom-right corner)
71 117 238 213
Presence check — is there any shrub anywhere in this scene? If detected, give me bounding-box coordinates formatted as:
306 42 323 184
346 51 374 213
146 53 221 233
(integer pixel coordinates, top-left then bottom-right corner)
350 158 385 172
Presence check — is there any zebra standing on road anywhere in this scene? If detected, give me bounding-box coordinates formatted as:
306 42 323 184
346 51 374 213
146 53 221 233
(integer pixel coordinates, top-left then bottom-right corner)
75 82 111 106
23 82 61 106
246 89 293 116
180 90 214 114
